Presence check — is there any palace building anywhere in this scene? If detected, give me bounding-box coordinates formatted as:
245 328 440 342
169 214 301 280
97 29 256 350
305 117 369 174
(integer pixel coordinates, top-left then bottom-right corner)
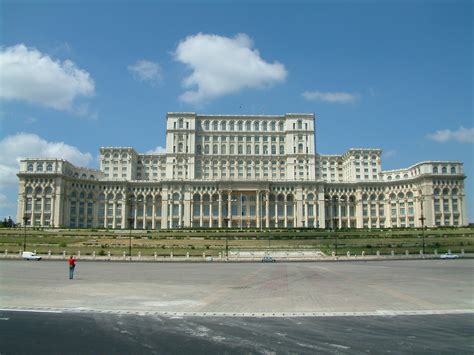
17 112 468 229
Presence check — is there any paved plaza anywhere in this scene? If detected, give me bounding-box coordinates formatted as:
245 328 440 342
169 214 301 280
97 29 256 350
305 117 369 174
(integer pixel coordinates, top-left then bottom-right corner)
1 259 473 315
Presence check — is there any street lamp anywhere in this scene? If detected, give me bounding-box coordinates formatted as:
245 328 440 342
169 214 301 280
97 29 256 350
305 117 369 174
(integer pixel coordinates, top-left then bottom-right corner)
128 216 134 261
22 215 29 251
419 192 426 255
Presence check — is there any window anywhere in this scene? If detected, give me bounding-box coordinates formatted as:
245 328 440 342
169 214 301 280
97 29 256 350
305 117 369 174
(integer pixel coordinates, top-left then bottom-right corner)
451 166 456 174
27 164 33 172
280 145 284 154
37 164 43 172
238 121 243 131
213 121 218 130
246 145 251 154
255 145 260 154
433 167 438 174
271 145 276 154
46 164 53 172
213 144 218 154
204 121 210 130
204 145 210 154
279 122 284 131
246 121 251 130
221 145 226 154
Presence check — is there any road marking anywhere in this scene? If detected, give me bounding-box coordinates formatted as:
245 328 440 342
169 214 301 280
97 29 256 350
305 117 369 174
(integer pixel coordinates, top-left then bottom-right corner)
0 317 10 320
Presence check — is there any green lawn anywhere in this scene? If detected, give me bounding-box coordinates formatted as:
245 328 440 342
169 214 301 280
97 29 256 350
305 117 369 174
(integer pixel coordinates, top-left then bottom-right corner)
0 227 472 256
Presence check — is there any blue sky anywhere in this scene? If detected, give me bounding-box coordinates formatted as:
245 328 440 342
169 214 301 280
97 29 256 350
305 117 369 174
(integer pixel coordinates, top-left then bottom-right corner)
0 0 473 222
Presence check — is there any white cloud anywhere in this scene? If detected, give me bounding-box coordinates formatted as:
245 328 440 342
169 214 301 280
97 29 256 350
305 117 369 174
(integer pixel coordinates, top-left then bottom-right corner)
0 44 95 111
382 150 397 159
427 127 474 144
0 133 93 186
128 60 162 85
0 193 14 209
302 91 358 104
146 146 167 154
174 33 287 104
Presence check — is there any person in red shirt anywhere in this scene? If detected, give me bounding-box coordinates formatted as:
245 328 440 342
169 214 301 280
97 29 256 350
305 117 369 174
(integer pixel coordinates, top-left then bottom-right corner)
68 255 76 279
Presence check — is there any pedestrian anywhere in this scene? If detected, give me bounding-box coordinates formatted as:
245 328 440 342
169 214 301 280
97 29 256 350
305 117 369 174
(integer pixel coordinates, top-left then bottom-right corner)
68 255 76 279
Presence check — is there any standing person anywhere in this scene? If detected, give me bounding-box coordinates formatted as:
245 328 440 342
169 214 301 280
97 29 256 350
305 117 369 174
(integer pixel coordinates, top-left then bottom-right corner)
68 255 76 279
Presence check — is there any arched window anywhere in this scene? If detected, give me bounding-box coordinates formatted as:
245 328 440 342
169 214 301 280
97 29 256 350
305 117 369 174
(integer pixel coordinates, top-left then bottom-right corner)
46 164 53 172
238 145 243 154
442 166 447 174
280 145 285 154
263 145 268 154
204 145 210 154
254 121 259 131
278 121 284 131
433 166 438 174
246 145 251 154
221 145 226 154
450 166 456 174
246 121 251 130
229 121 234 130
271 145 276 154
213 144 218 154
213 121 218 130
262 121 268 130
37 164 43 172
255 145 260 154
297 120 303 129
221 121 226 131
197 145 202 154
178 119 184 129
27 164 33 172
238 121 243 131
271 121 276 131
204 121 210 130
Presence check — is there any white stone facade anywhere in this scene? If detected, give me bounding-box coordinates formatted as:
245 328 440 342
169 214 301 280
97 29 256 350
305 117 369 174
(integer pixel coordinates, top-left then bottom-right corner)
17 112 468 229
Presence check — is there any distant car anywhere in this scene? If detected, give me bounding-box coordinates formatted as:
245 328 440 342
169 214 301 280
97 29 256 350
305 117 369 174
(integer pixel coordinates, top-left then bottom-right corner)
22 251 42 261
262 256 275 263
440 253 459 259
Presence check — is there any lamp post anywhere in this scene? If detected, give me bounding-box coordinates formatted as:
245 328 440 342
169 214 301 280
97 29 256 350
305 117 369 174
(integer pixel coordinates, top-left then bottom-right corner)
419 192 426 255
128 216 134 261
22 215 29 251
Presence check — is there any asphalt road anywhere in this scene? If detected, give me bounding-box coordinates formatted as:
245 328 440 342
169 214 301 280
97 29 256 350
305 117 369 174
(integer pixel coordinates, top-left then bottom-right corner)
1 310 473 354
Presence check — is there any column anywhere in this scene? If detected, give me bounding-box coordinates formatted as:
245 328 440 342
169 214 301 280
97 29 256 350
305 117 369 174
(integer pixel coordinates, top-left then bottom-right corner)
40 196 45 226
265 191 270 228
142 199 146 229
338 203 342 229
218 192 222 228
50 195 55 227
152 196 156 229
284 195 288 228
227 191 232 228
199 195 203 227
449 197 453 226
161 197 168 230
209 197 213 228
178 201 183 228
304 199 308 228
134 199 138 229
274 198 278 228
317 192 326 229
104 201 108 228
112 201 116 229
256 191 260 228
